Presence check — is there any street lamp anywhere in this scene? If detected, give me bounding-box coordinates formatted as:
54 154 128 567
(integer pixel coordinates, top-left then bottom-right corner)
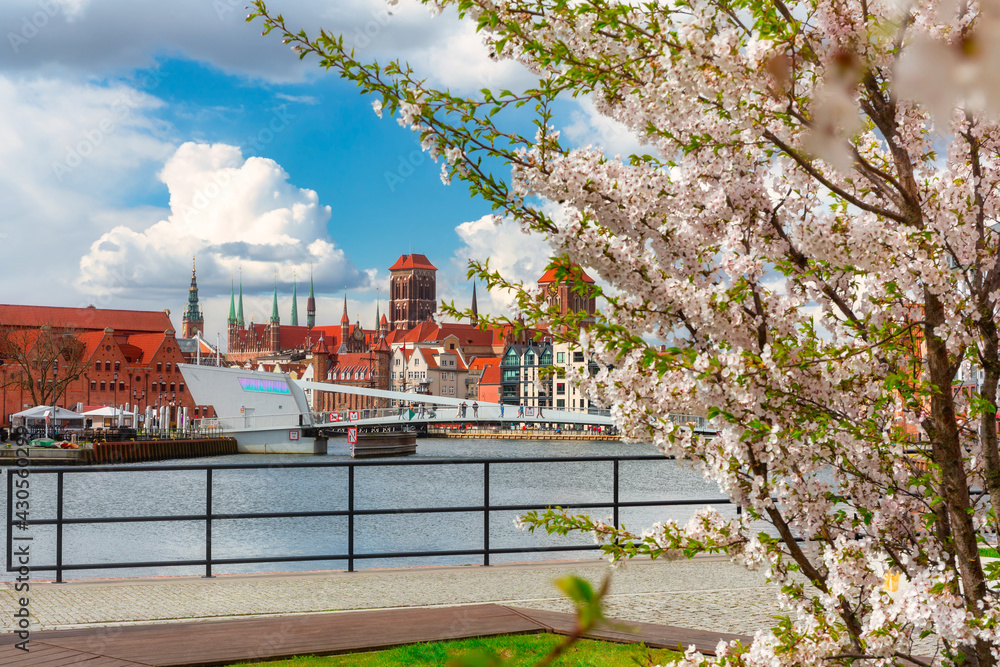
113 371 118 428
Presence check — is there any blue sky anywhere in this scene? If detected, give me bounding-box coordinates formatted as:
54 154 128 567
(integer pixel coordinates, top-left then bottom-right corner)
0 0 636 344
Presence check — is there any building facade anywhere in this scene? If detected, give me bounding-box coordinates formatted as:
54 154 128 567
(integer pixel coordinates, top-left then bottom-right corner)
0 304 211 424
388 253 437 331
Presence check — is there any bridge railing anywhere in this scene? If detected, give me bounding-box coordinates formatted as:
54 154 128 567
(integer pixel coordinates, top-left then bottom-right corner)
5 455 738 582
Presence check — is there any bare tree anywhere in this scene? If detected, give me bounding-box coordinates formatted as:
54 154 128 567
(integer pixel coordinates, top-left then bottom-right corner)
0 325 89 409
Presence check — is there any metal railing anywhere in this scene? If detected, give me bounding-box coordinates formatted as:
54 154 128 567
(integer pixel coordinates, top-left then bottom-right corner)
5 455 736 582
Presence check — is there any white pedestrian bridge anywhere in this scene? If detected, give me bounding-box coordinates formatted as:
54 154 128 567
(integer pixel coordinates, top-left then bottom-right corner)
292 380 711 433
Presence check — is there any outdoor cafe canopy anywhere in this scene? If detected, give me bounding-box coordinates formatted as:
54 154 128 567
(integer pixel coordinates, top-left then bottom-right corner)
11 405 86 428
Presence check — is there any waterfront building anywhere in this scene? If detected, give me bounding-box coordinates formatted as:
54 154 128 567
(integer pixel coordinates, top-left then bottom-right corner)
477 364 502 404
501 341 554 409
466 356 501 400
0 304 210 424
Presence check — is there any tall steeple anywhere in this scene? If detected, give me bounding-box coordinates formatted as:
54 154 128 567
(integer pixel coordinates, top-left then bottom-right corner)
306 263 316 329
375 288 380 330
237 268 245 326
228 276 236 325
290 272 299 326
471 282 479 326
270 275 280 323
182 256 204 338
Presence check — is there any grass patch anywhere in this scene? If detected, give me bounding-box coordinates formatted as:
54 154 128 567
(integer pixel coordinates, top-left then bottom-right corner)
981 547 999 558
226 633 680 666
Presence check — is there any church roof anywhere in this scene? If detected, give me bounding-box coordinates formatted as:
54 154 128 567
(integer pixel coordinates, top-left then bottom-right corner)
388 253 437 271
537 264 596 284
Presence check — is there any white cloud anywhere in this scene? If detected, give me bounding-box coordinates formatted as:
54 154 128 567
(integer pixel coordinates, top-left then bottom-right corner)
443 214 555 316
0 0 533 93
78 143 369 312
562 96 653 158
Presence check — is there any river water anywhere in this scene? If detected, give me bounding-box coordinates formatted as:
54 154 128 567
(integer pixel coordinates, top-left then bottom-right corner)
2 438 736 581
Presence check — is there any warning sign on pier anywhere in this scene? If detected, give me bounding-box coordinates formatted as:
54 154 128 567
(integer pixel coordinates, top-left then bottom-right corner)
347 427 358 444
348 411 360 421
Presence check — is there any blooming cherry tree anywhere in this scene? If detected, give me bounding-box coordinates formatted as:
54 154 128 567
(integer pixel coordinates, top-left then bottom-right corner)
252 0 1000 664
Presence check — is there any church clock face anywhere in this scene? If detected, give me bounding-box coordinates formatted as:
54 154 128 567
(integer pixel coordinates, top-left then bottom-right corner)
353 327 365 342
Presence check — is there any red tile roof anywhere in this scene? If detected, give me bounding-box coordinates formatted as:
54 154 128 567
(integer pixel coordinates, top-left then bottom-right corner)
537 263 596 284
468 356 500 370
418 348 439 370
126 333 167 365
388 254 437 271
479 366 502 385
0 304 174 333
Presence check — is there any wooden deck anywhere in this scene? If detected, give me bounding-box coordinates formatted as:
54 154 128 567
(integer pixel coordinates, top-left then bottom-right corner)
1 604 751 666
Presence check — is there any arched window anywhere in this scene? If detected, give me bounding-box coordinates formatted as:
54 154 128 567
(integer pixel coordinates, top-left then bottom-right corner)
156 362 162 372
525 350 535 366
100 381 106 391
166 362 171 373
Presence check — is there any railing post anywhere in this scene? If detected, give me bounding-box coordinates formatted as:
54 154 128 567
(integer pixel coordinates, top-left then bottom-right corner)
348 465 355 573
204 468 214 578
613 459 619 531
6 469 13 576
55 471 64 584
483 461 490 566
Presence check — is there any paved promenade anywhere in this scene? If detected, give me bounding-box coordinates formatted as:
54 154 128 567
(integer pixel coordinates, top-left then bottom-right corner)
1 556 783 636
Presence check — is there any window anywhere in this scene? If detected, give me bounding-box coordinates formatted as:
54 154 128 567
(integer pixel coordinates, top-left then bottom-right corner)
503 349 519 367
157 362 162 372
557 399 565 408
104 361 111 371
179 383 185 393
557 383 565 395
449 372 454 380
90 380 96 391
573 351 584 363
540 349 552 365
94 361 100 371
114 361 120 372
557 352 565 364
166 363 171 373
170 382 175 393
100 381 106 391
525 351 535 366
119 381 125 391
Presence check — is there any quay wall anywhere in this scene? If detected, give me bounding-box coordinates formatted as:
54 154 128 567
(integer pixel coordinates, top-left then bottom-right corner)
0 438 238 465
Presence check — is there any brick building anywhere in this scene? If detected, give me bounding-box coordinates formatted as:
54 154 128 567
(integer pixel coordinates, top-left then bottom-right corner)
0 305 211 424
388 253 437 331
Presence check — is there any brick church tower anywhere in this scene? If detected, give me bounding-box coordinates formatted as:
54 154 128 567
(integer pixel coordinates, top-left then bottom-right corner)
182 257 204 338
388 254 437 331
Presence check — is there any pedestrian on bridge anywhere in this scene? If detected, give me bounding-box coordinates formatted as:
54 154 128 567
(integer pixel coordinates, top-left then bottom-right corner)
472 401 479 419
517 403 524 418
499 403 504 418
461 401 468 418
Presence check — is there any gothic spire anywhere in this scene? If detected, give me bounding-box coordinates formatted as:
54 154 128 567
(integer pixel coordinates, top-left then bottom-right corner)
306 263 316 329
228 275 236 325
270 275 280 323
471 282 479 326
237 268 245 326
290 272 299 326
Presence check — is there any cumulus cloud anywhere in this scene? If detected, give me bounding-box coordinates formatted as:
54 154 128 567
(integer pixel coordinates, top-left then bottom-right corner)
78 142 370 304
441 214 555 316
